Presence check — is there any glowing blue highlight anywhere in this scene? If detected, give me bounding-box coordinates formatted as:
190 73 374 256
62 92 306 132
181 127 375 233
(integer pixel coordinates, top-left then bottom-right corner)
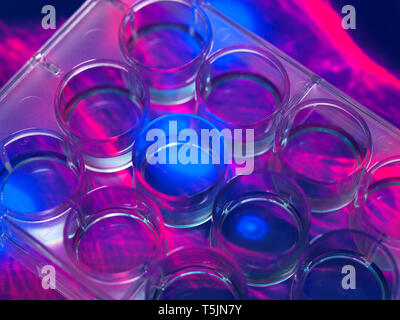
236 214 268 241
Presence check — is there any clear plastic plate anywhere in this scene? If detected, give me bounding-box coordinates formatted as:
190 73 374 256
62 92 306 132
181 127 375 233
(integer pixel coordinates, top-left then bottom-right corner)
0 0 400 299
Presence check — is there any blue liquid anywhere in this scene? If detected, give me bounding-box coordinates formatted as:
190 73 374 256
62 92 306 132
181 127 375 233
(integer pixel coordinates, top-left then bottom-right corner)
301 252 390 300
0 151 79 214
220 194 301 253
157 270 237 300
143 143 221 197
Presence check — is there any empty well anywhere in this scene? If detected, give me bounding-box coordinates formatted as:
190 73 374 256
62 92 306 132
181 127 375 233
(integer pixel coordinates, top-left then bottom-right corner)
272 99 372 212
120 0 212 104
146 246 247 300
55 60 149 172
64 186 166 282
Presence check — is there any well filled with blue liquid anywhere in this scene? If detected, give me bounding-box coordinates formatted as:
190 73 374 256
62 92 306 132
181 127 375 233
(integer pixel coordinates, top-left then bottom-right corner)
0 151 80 214
142 143 221 197
301 252 390 300
220 194 301 254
